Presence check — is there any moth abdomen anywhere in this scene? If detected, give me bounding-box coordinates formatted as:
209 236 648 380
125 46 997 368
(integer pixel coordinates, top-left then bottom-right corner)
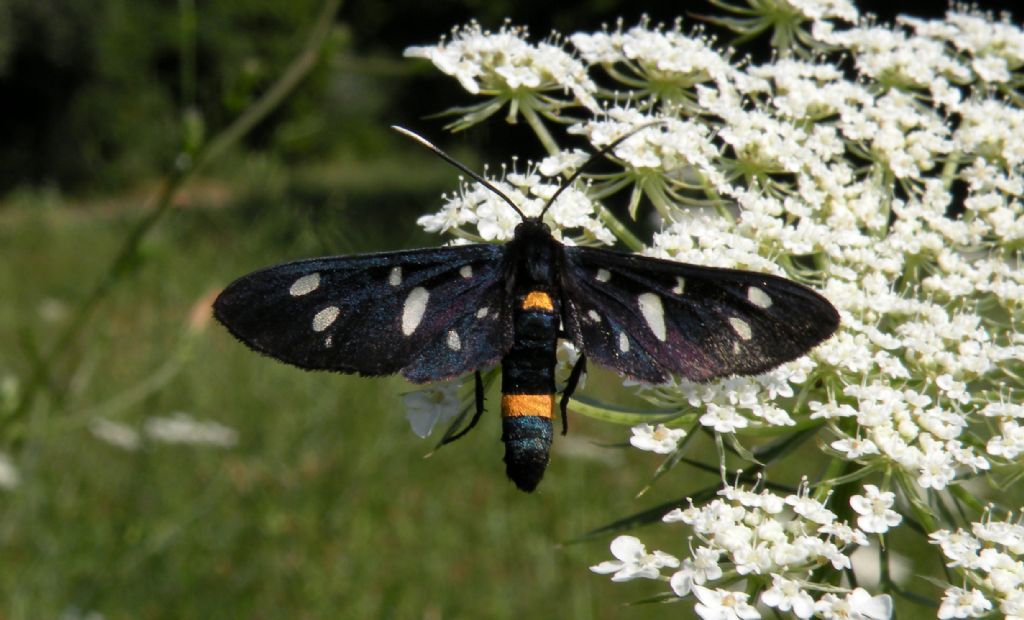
501 404 554 493
499 289 560 491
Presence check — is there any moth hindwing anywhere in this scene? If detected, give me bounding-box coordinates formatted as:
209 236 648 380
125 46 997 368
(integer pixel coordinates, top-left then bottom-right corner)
560 245 840 384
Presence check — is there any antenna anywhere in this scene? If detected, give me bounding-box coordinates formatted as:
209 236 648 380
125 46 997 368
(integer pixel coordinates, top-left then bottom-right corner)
539 120 665 219
391 126 526 220
393 121 666 223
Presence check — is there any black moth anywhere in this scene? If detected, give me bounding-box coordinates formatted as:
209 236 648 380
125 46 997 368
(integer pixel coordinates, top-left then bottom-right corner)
214 125 839 492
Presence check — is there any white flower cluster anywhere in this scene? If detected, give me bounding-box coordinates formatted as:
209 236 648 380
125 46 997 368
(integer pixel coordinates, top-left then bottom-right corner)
931 511 1024 618
591 480 899 619
407 0 1024 616
417 170 616 244
404 21 598 123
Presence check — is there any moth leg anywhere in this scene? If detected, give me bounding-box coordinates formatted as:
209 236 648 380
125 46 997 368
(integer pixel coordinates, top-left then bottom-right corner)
442 371 486 444
559 355 587 436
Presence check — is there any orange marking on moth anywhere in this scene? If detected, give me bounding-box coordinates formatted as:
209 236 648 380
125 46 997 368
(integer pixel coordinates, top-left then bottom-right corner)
522 291 554 311
501 394 554 418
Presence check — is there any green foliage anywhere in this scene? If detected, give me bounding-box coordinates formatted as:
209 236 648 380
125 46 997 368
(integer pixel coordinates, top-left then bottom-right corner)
0 192 702 618
0 0 334 193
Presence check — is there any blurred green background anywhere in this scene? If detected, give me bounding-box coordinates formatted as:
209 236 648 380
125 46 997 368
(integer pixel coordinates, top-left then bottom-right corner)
0 0 974 618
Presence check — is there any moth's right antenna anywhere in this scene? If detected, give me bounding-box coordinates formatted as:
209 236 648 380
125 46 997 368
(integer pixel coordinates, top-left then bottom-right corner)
392 126 527 221
539 120 666 219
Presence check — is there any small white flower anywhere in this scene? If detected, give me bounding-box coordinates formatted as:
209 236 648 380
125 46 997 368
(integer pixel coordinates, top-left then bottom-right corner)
629 423 686 454
815 588 892 619
403 382 461 438
930 529 982 568
590 535 679 581
669 547 724 596
700 404 749 433
693 585 761 620
786 482 837 525
831 435 879 459
760 574 815 619
849 484 902 534
938 586 992 619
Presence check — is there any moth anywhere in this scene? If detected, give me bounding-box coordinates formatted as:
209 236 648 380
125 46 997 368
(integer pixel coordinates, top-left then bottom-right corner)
214 125 840 492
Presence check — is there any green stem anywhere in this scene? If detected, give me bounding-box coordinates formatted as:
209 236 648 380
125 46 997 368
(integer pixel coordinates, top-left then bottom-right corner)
2 0 343 442
520 104 560 157
596 203 645 251
894 468 939 532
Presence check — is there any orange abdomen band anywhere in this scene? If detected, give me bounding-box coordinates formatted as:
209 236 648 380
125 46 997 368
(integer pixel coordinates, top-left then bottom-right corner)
501 394 554 418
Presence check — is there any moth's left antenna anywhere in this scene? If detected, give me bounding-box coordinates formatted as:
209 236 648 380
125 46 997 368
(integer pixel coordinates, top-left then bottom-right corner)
391 126 527 220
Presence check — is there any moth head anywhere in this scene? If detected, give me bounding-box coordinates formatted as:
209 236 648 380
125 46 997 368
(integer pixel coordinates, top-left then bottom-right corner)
514 218 552 239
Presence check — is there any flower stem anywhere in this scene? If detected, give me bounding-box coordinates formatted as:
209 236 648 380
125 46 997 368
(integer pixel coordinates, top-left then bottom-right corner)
521 104 560 156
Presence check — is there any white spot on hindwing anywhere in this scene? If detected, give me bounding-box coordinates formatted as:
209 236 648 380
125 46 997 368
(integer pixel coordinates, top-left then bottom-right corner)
460 265 473 278
447 330 461 351
389 267 402 287
586 309 601 323
289 273 320 296
618 332 630 353
325 335 333 348
672 276 685 295
476 307 489 319
729 317 753 340
312 306 340 332
748 286 772 308
402 287 429 335
637 293 667 341
596 269 611 283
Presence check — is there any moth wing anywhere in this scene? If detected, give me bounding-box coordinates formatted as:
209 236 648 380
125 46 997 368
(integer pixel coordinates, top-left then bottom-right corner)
214 244 512 383
560 246 839 383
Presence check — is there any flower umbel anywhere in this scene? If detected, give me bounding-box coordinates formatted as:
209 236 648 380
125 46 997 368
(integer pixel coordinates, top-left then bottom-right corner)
409 2 1024 618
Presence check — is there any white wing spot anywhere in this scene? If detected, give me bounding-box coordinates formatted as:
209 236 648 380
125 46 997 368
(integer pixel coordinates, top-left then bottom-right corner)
618 332 630 353
476 307 489 319
312 306 340 332
672 276 685 295
637 293 667 341
596 269 611 283
325 335 333 348
289 273 320 296
388 266 402 287
587 309 601 323
748 286 772 308
733 341 741 355
729 317 753 341
460 265 473 278
402 287 429 335
447 330 461 351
